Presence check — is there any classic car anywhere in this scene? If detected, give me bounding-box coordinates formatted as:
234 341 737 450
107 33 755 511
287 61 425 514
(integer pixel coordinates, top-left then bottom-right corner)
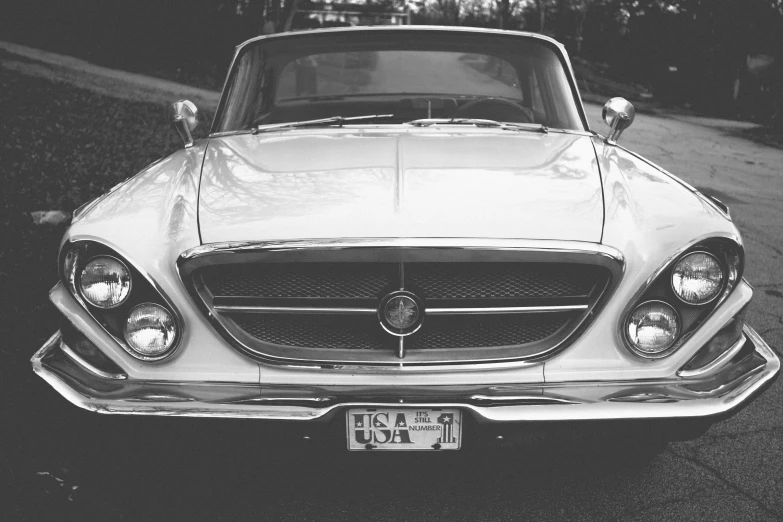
32 26 779 452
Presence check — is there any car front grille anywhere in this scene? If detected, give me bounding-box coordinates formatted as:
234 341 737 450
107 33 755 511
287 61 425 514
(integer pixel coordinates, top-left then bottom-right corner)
231 312 572 351
405 313 573 350
202 262 595 301
404 263 591 299
232 314 394 351
181 245 619 366
205 263 397 299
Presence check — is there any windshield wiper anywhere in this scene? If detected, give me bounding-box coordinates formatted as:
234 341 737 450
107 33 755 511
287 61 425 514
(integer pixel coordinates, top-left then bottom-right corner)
254 114 395 134
253 115 550 135
406 118 548 134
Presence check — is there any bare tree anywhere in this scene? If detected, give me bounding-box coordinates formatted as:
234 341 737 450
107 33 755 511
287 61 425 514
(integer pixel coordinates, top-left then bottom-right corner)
534 0 548 32
281 0 299 31
557 0 591 54
498 0 511 28
247 0 298 33
434 0 462 24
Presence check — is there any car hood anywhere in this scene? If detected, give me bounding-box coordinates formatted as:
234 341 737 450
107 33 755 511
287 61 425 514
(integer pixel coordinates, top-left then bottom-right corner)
197 129 604 243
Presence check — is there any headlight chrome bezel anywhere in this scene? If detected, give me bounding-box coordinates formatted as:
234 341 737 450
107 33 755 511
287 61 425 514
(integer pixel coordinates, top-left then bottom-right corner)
624 300 682 359
670 251 725 306
124 303 178 357
78 255 133 309
621 237 743 361
59 239 182 362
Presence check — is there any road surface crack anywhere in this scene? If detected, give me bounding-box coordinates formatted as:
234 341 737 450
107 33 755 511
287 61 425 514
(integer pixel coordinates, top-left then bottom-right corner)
666 447 782 519
612 487 713 520
687 426 783 447
740 231 783 258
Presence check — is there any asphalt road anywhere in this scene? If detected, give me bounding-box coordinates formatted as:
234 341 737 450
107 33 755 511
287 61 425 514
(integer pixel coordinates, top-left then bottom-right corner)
3 42 783 521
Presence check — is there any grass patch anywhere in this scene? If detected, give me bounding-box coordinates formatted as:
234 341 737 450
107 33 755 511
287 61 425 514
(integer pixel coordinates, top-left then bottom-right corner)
0 68 215 519
0 68 213 359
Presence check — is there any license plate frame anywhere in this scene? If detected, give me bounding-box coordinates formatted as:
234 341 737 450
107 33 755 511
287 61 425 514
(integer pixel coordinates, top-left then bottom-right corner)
346 407 462 451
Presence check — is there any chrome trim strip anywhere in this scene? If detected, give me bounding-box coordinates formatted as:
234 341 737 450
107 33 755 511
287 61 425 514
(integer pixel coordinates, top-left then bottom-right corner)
216 304 588 316
214 305 377 315
31 325 779 421
59 339 127 380
426 305 587 315
234 25 567 55
222 397 335 405
468 394 578 405
180 238 625 261
606 393 677 403
677 334 748 379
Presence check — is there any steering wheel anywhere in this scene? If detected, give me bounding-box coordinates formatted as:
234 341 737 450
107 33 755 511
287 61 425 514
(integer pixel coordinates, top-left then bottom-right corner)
451 97 534 123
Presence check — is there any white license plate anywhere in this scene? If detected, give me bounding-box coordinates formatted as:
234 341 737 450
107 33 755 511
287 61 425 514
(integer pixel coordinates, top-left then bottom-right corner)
346 407 462 450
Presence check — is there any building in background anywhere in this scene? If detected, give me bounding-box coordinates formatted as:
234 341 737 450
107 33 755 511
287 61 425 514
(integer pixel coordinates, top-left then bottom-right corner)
298 0 410 27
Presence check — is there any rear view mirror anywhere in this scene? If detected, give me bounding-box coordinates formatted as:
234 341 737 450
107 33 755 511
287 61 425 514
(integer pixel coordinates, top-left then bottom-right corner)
602 97 635 144
169 100 199 148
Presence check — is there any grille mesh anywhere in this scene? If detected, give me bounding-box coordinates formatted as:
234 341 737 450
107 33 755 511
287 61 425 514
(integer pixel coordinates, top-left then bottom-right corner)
203 263 397 299
229 312 571 350
203 262 599 300
231 314 393 350
405 263 596 299
406 313 572 349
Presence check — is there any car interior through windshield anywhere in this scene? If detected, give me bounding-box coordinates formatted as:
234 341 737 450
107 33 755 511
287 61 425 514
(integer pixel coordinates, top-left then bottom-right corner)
214 31 585 133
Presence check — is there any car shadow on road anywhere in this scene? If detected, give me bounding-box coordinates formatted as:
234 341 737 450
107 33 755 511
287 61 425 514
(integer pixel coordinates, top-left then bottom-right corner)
13 407 665 521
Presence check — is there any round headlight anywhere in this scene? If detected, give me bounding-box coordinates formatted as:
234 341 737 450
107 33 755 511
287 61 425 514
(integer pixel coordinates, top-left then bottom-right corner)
671 252 724 305
79 256 132 308
124 303 177 357
626 301 681 357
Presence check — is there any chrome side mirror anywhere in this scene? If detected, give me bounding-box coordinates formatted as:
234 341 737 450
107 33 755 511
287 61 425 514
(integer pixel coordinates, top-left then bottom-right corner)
169 100 199 148
602 97 635 145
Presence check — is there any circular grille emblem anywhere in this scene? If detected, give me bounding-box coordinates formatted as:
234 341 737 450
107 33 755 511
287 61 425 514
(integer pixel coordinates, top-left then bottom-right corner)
379 291 424 336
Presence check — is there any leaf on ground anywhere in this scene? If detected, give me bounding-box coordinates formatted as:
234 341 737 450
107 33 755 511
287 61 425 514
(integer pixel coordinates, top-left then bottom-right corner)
30 210 70 226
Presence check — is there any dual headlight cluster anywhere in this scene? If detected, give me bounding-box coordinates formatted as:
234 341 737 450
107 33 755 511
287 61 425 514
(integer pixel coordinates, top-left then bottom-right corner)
624 241 741 359
63 244 179 360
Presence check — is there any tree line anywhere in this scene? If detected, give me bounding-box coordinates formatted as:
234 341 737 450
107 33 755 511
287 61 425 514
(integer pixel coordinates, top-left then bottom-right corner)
3 0 781 125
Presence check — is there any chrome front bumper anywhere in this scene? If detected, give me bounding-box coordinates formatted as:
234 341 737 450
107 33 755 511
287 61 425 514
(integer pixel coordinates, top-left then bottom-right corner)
32 326 779 423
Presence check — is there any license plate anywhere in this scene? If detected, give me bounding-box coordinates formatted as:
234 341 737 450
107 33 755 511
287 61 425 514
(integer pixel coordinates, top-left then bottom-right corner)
346 407 462 450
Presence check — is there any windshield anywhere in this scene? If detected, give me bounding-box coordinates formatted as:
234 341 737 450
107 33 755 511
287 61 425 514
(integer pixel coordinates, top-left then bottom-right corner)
214 29 585 133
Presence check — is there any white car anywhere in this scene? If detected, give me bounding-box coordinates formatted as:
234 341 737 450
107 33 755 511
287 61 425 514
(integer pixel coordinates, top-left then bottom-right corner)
33 26 779 452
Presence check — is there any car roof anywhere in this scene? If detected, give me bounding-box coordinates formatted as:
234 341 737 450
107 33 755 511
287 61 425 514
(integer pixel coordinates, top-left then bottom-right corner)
235 25 566 53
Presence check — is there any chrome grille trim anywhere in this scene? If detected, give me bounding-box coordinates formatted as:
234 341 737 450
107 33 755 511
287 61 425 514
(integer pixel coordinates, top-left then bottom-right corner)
426 305 589 315
178 239 624 368
180 238 626 260
212 304 589 315
213 305 378 315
